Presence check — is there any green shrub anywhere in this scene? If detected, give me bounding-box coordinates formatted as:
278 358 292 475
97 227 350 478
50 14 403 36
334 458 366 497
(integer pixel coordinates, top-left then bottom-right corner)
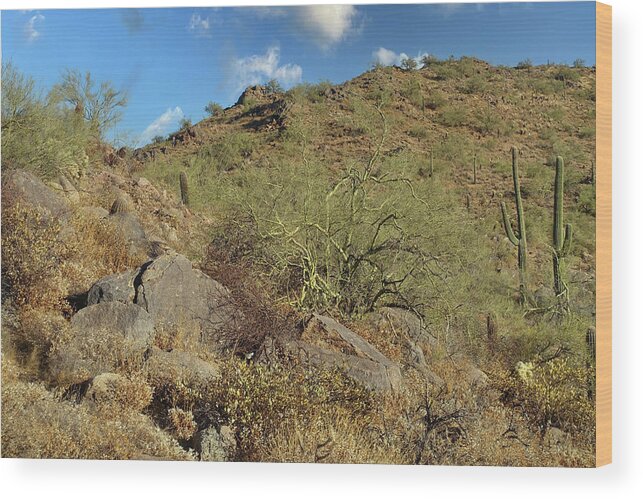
1 64 92 180
438 105 468 127
204 101 223 116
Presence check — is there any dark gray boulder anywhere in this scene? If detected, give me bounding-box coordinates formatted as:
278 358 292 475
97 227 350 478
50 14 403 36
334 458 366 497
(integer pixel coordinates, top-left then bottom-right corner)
133 254 239 341
87 269 139 306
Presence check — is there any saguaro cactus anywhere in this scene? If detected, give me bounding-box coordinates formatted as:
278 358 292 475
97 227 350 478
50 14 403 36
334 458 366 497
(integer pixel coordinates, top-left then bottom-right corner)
473 154 478 184
429 148 434 178
500 147 528 303
179 171 189 206
552 156 573 306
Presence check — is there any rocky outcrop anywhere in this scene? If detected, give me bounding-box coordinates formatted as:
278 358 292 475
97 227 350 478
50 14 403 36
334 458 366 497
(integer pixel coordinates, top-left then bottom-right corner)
108 212 150 257
261 314 403 393
3 169 71 219
49 302 155 384
193 425 236 462
367 307 444 387
86 253 241 352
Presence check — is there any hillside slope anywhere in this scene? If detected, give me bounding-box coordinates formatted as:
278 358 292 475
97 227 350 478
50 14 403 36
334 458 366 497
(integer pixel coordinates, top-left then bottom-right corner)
2 57 597 466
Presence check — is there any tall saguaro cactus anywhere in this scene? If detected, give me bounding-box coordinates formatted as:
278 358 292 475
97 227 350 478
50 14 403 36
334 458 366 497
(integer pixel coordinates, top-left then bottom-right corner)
552 156 573 307
429 149 434 178
473 154 478 184
500 147 528 303
179 171 189 206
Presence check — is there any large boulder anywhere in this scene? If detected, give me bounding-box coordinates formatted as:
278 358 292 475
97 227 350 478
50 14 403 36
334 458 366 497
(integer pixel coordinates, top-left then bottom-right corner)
49 302 155 384
86 253 241 350
108 212 150 257
70 301 154 351
262 314 403 393
133 254 240 342
2 169 71 219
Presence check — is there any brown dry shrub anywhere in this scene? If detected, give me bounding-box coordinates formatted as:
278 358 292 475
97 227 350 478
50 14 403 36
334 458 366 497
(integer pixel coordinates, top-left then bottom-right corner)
168 407 197 440
210 360 373 460
491 357 595 437
1 378 191 460
1 201 142 315
1 202 76 310
84 373 153 415
259 409 407 464
202 237 303 355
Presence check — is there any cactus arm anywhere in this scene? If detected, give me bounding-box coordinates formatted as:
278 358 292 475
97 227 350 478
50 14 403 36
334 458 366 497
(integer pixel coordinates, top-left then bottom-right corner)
511 147 527 249
500 201 520 246
180 171 189 206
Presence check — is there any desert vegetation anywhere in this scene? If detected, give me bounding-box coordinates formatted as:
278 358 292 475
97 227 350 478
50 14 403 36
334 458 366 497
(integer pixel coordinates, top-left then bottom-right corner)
1 56 596 466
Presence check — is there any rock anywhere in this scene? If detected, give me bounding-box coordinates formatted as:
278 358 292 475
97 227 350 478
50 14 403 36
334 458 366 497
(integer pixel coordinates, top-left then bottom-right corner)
71 301 154 350
79 205 109 220
108 212 149 257
370 307 443 385
136 177 151 188
134 254 239 342
87 269 139 306
145 347 220 388
193 426 236 462
85 253 241 349
49 302 155 384
57 175 81 204
284 339 402 392
265 314 403 392
2 169 71 219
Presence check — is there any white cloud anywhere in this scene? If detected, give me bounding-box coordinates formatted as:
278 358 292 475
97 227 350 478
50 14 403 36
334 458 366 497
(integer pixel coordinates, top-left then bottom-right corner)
24 13 45 42
231 46 302 94
292 5 358 50
139 107 184 145
188 13 211 37
372 47 429 68
373 47 406 67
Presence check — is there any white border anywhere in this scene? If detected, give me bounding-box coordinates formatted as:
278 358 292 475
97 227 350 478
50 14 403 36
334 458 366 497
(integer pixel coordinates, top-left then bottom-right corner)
1 1 642 497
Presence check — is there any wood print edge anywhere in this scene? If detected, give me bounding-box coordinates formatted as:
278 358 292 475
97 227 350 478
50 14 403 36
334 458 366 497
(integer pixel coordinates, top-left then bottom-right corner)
595 0 612 467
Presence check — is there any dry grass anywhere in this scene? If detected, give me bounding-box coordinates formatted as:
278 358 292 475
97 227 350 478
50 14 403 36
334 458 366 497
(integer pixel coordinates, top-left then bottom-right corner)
1 359 190 460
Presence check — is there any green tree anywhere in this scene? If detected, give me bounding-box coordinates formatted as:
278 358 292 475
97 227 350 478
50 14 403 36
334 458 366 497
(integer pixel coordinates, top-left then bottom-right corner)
49 69 127 137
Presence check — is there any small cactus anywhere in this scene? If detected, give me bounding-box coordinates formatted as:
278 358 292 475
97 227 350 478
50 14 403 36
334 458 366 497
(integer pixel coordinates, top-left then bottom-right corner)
500 147 528 303
179 171 189 206
109 195 129 214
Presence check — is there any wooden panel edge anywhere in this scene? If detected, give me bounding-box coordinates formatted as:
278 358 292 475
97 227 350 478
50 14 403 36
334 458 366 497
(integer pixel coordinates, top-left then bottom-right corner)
595 1 612 468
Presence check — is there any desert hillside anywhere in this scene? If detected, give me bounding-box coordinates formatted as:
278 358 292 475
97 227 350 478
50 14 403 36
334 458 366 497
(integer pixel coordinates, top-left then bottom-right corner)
1 57 596 466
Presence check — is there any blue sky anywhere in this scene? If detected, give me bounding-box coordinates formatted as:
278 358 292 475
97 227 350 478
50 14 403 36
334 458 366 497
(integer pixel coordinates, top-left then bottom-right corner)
1 3 596 145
